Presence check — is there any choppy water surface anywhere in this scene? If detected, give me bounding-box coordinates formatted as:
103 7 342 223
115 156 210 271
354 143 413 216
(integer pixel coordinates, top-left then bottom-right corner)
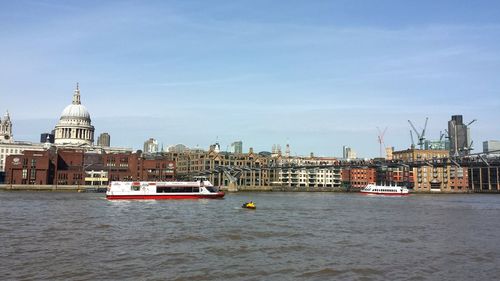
1 192 500 281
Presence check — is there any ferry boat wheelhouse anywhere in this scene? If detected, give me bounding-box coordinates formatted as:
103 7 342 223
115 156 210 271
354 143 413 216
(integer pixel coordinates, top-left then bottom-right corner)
360 183 409 196
106 180 225 200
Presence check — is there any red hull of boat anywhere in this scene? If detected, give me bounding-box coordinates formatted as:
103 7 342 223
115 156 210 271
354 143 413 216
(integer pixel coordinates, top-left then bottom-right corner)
106 192 225 200
360 192 409 196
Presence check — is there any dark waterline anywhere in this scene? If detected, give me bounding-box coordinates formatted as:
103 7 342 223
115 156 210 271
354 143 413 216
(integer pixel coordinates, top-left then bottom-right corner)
1 192 499 281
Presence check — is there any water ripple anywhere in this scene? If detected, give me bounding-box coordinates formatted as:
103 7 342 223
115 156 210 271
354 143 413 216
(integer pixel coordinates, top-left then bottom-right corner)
1 192 500 280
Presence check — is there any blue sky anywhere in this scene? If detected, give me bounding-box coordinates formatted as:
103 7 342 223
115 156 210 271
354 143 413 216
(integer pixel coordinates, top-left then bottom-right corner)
1 0 499 157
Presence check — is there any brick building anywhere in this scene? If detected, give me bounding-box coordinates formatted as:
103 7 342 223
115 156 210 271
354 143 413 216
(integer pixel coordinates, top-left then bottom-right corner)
393 148 449 162
139 156 175 181
413 165 469 193
375 166 414 188
5 150 55 185
104 152 137 182
4 149 175 185
349 168 377 189
56 149 85 185
103 152 175 182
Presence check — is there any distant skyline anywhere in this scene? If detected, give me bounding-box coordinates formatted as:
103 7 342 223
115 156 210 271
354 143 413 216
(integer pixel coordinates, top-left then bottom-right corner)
1 0 500 157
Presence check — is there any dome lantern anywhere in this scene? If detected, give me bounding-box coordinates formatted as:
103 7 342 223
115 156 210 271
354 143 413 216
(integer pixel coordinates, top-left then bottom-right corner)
72 82 81 105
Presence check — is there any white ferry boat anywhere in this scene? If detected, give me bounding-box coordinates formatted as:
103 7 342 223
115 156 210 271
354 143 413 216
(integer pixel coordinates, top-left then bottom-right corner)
360 183 409 196
106 180 225 200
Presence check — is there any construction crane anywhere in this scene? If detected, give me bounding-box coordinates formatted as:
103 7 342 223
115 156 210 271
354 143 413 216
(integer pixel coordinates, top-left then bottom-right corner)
465 119 477 153
410 130 415 149
377 127 387 158
467 119 477 127
467 140 474 152
408 117 428 149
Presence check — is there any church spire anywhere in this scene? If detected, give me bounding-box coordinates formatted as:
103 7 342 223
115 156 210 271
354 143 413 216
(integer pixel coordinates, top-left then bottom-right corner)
72 82 81 105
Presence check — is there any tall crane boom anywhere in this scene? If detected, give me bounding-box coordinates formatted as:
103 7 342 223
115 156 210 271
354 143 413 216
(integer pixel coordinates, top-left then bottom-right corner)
377 127 388 158
467 119 477 126
408 117 429 149
410 130 415 148
422 117 429 142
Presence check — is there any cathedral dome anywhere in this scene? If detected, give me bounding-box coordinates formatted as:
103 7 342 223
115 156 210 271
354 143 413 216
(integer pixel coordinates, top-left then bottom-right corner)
60 103 90 119
54 83 95 146
59 83 91 120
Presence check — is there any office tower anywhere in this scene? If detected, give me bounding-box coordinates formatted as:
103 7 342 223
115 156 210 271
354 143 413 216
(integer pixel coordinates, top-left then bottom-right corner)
231 141 243 154
483 140 500 154
97 133 111 147
448 115 472 156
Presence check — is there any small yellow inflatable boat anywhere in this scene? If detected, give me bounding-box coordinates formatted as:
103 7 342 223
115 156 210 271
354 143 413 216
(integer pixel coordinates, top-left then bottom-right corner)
242 201 256 209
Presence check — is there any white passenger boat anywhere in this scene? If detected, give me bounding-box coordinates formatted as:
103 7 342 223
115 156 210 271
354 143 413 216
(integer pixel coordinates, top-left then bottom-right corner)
360 183 409 196
106 180 225 200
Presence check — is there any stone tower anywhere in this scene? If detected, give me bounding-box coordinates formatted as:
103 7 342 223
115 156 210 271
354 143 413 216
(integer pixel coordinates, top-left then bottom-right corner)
0 111 13 143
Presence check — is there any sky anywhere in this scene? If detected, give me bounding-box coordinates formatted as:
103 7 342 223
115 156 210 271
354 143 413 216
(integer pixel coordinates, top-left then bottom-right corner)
1 0 500 157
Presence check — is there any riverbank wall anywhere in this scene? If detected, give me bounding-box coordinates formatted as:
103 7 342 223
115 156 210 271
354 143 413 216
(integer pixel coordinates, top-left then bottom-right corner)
222 185 352 192
0 184 488 193
0 184 106 192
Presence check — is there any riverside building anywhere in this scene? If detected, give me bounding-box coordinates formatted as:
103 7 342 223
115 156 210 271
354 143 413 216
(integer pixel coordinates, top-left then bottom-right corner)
469 166 500 192
413 165 469 192
392 148 449 162
170 146 272 188
391 148 469 192
273 155 341 189
342 167 377 189
169 144 343 190
5 149 175 186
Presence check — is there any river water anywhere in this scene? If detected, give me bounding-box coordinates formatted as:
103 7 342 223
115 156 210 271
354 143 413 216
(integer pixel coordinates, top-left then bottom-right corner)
1 191 499 281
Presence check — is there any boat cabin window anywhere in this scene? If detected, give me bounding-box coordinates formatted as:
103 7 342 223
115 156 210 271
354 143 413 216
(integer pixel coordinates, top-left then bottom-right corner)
205 186 216 193
131 185 140 191
156 186 198 193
